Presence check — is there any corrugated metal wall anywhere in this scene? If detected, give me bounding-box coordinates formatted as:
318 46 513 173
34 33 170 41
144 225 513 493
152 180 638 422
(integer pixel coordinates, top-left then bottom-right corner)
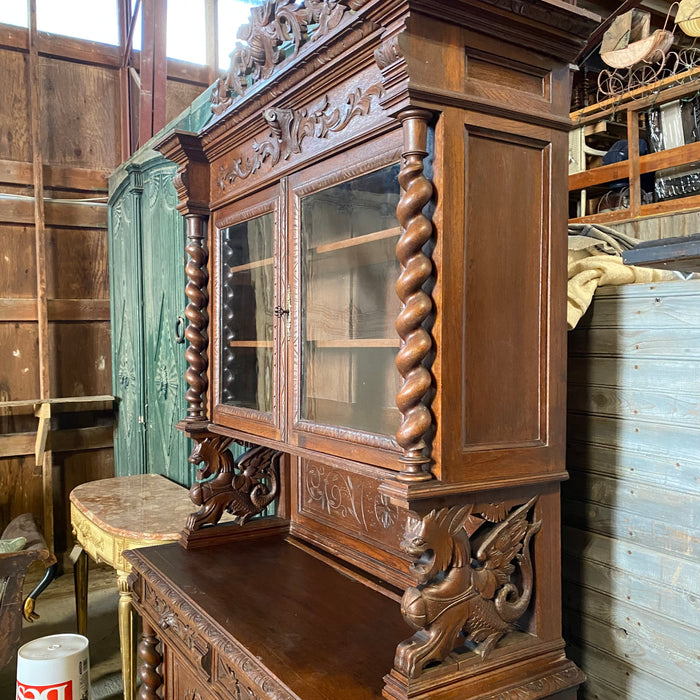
564 279 700 699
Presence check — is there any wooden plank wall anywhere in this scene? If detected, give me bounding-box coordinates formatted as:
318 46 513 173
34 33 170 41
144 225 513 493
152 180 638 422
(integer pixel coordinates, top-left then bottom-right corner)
0 23 209 553
565 279 700 699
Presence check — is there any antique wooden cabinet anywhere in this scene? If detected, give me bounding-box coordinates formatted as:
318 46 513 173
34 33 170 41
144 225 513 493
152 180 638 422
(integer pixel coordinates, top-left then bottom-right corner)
125 1 599 699
108 90 213 485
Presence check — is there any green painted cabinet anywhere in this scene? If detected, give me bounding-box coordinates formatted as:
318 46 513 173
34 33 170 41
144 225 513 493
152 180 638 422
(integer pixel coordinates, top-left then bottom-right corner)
108 90 213 485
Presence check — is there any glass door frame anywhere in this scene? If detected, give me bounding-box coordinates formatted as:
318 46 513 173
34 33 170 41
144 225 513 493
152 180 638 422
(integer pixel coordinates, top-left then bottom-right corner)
287 133 404 470
211 184 286 441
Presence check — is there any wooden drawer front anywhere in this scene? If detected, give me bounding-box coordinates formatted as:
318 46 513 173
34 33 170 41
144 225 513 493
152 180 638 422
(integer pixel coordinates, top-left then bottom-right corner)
167 646 220 700
143 581 211 676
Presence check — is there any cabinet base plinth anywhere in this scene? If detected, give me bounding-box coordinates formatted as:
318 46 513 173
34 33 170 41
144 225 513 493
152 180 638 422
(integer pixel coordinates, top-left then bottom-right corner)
383 651 584 700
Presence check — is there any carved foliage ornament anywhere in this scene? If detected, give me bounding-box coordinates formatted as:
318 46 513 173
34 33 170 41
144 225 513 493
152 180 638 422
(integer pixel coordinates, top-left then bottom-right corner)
212 0 370 114
187 436 280 530
218 83 383 190
395 498 541 678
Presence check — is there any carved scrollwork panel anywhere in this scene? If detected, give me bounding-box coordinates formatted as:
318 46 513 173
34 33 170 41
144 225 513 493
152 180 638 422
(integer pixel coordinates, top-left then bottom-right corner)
300 462 407 552
395 497 541 678
217 83 384 191
187 436 281 530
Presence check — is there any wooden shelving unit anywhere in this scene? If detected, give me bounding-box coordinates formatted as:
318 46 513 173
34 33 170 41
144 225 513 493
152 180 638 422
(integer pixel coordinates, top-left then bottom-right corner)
569 67 700 225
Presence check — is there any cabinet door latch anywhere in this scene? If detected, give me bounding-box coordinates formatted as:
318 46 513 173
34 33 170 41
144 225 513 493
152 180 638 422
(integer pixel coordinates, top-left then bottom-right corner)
273 305 290 318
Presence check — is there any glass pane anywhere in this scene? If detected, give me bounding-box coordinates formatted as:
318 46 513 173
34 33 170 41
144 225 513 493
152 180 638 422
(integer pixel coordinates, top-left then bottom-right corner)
220 212 275 413
37 0 119 45
300 163 401 437
0 4 27 28
167 0 206 64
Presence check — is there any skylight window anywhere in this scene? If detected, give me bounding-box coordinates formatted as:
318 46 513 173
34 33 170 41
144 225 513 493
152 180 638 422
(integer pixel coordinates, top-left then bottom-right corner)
36 0 119 46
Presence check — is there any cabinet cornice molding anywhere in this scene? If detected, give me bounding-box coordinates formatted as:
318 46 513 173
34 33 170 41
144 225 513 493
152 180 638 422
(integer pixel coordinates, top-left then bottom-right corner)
155 130 210 217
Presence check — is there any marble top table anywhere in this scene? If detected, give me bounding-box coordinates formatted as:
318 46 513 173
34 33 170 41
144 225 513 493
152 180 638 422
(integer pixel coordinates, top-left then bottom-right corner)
70 474 197 700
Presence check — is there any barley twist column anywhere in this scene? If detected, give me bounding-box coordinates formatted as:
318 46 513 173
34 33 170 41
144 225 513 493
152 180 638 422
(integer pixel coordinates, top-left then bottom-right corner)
395 108 434 482
137 621 163 700
184 213 209 419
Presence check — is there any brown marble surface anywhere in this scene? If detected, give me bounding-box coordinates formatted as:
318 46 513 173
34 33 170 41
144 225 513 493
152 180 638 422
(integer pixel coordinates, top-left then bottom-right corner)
70 474 197 540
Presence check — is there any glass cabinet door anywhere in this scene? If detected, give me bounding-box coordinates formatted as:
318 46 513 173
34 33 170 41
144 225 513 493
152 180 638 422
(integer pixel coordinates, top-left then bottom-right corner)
218 209 277 425
297 163 402 440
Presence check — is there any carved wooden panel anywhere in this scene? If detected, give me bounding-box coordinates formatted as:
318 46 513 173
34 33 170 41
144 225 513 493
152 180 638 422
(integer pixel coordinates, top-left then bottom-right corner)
462 126 550 450
141 164 190 484
209 70 392 209
109 182 146 477
297 460 407 555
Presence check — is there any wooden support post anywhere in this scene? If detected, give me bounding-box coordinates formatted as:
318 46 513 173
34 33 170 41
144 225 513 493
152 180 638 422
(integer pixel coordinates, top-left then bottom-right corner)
28 0 55 553
34 402 54 556
627 107 641 219
205 0 219 85
139 0 167 147
27 0 49 400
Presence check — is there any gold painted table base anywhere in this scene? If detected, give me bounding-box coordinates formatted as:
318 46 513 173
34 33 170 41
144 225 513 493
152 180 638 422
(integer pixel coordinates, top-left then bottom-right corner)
70 474 199 700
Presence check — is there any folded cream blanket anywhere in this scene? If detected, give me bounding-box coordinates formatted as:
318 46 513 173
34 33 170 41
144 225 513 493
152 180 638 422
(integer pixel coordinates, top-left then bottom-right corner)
567 223 678 330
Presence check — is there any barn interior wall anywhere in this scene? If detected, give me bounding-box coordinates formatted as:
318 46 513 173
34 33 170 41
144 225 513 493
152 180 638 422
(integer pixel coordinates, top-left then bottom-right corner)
0 22 208 554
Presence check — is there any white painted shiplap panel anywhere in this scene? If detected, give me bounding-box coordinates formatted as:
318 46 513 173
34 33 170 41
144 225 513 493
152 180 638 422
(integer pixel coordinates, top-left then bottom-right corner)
566 414 700 464
568 356 700 393
568 327 700 359
568 642 699 700
566 442 700 495
564 527 700 595
575 280 700 329
565 279 700 698
564 496 699 560
568 384 699 427
563 606 699 691
562 553 700 630
566 470 698 527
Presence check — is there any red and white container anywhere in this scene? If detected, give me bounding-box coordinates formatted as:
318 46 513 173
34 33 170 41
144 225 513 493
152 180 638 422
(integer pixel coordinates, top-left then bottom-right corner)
16 634 90 700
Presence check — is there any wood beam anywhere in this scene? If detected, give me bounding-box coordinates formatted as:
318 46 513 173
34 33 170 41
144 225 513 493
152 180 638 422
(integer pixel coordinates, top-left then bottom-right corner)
0 299 111 322
205 0 219 85
0 159 109 191
27 0 49 400
139 0 167 147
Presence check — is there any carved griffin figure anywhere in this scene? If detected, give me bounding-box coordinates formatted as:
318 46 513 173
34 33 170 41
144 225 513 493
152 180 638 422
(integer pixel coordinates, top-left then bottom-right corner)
395 497 541 678
187 435 280 530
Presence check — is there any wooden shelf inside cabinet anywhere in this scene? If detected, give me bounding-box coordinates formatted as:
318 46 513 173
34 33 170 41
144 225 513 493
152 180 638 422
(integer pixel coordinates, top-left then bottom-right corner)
308 338 400 348
229 257 273 274
569 70 700 225
228 340 274 347
310 227 400 273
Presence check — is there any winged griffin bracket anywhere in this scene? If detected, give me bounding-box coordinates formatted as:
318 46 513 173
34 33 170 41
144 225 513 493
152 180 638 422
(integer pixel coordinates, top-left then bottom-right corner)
186 435 281 531
395 497 542 678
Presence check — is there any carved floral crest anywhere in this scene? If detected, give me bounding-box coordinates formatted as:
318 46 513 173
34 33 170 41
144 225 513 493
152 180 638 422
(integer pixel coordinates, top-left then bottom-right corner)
212 0 370 115
217 83 383 190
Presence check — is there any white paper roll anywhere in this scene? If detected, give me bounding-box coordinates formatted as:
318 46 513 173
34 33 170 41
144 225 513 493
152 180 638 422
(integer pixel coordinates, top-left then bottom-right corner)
16 634 90 700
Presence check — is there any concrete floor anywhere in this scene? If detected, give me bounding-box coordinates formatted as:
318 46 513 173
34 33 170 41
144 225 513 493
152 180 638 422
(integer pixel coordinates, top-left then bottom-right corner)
1 557 123 699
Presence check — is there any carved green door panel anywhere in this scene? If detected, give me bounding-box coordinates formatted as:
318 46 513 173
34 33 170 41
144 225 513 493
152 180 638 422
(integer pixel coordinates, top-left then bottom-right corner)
109 177 146 475
141 163 190 483
108 86 215 487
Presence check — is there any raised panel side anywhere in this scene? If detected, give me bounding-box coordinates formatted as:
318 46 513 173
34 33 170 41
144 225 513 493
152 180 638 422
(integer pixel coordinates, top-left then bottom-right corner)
462 127 549 451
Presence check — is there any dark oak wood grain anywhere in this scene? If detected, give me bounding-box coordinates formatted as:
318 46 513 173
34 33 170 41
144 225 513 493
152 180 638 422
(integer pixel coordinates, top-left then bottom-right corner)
135 0 598 698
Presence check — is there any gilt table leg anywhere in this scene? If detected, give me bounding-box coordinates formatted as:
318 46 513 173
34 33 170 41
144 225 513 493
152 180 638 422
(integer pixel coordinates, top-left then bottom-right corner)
73 546 88 637
117 570 136 700
137 620 163 700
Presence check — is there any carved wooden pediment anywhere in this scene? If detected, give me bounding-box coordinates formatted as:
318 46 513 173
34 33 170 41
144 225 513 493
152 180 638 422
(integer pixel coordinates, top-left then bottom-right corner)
212 0 371 115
